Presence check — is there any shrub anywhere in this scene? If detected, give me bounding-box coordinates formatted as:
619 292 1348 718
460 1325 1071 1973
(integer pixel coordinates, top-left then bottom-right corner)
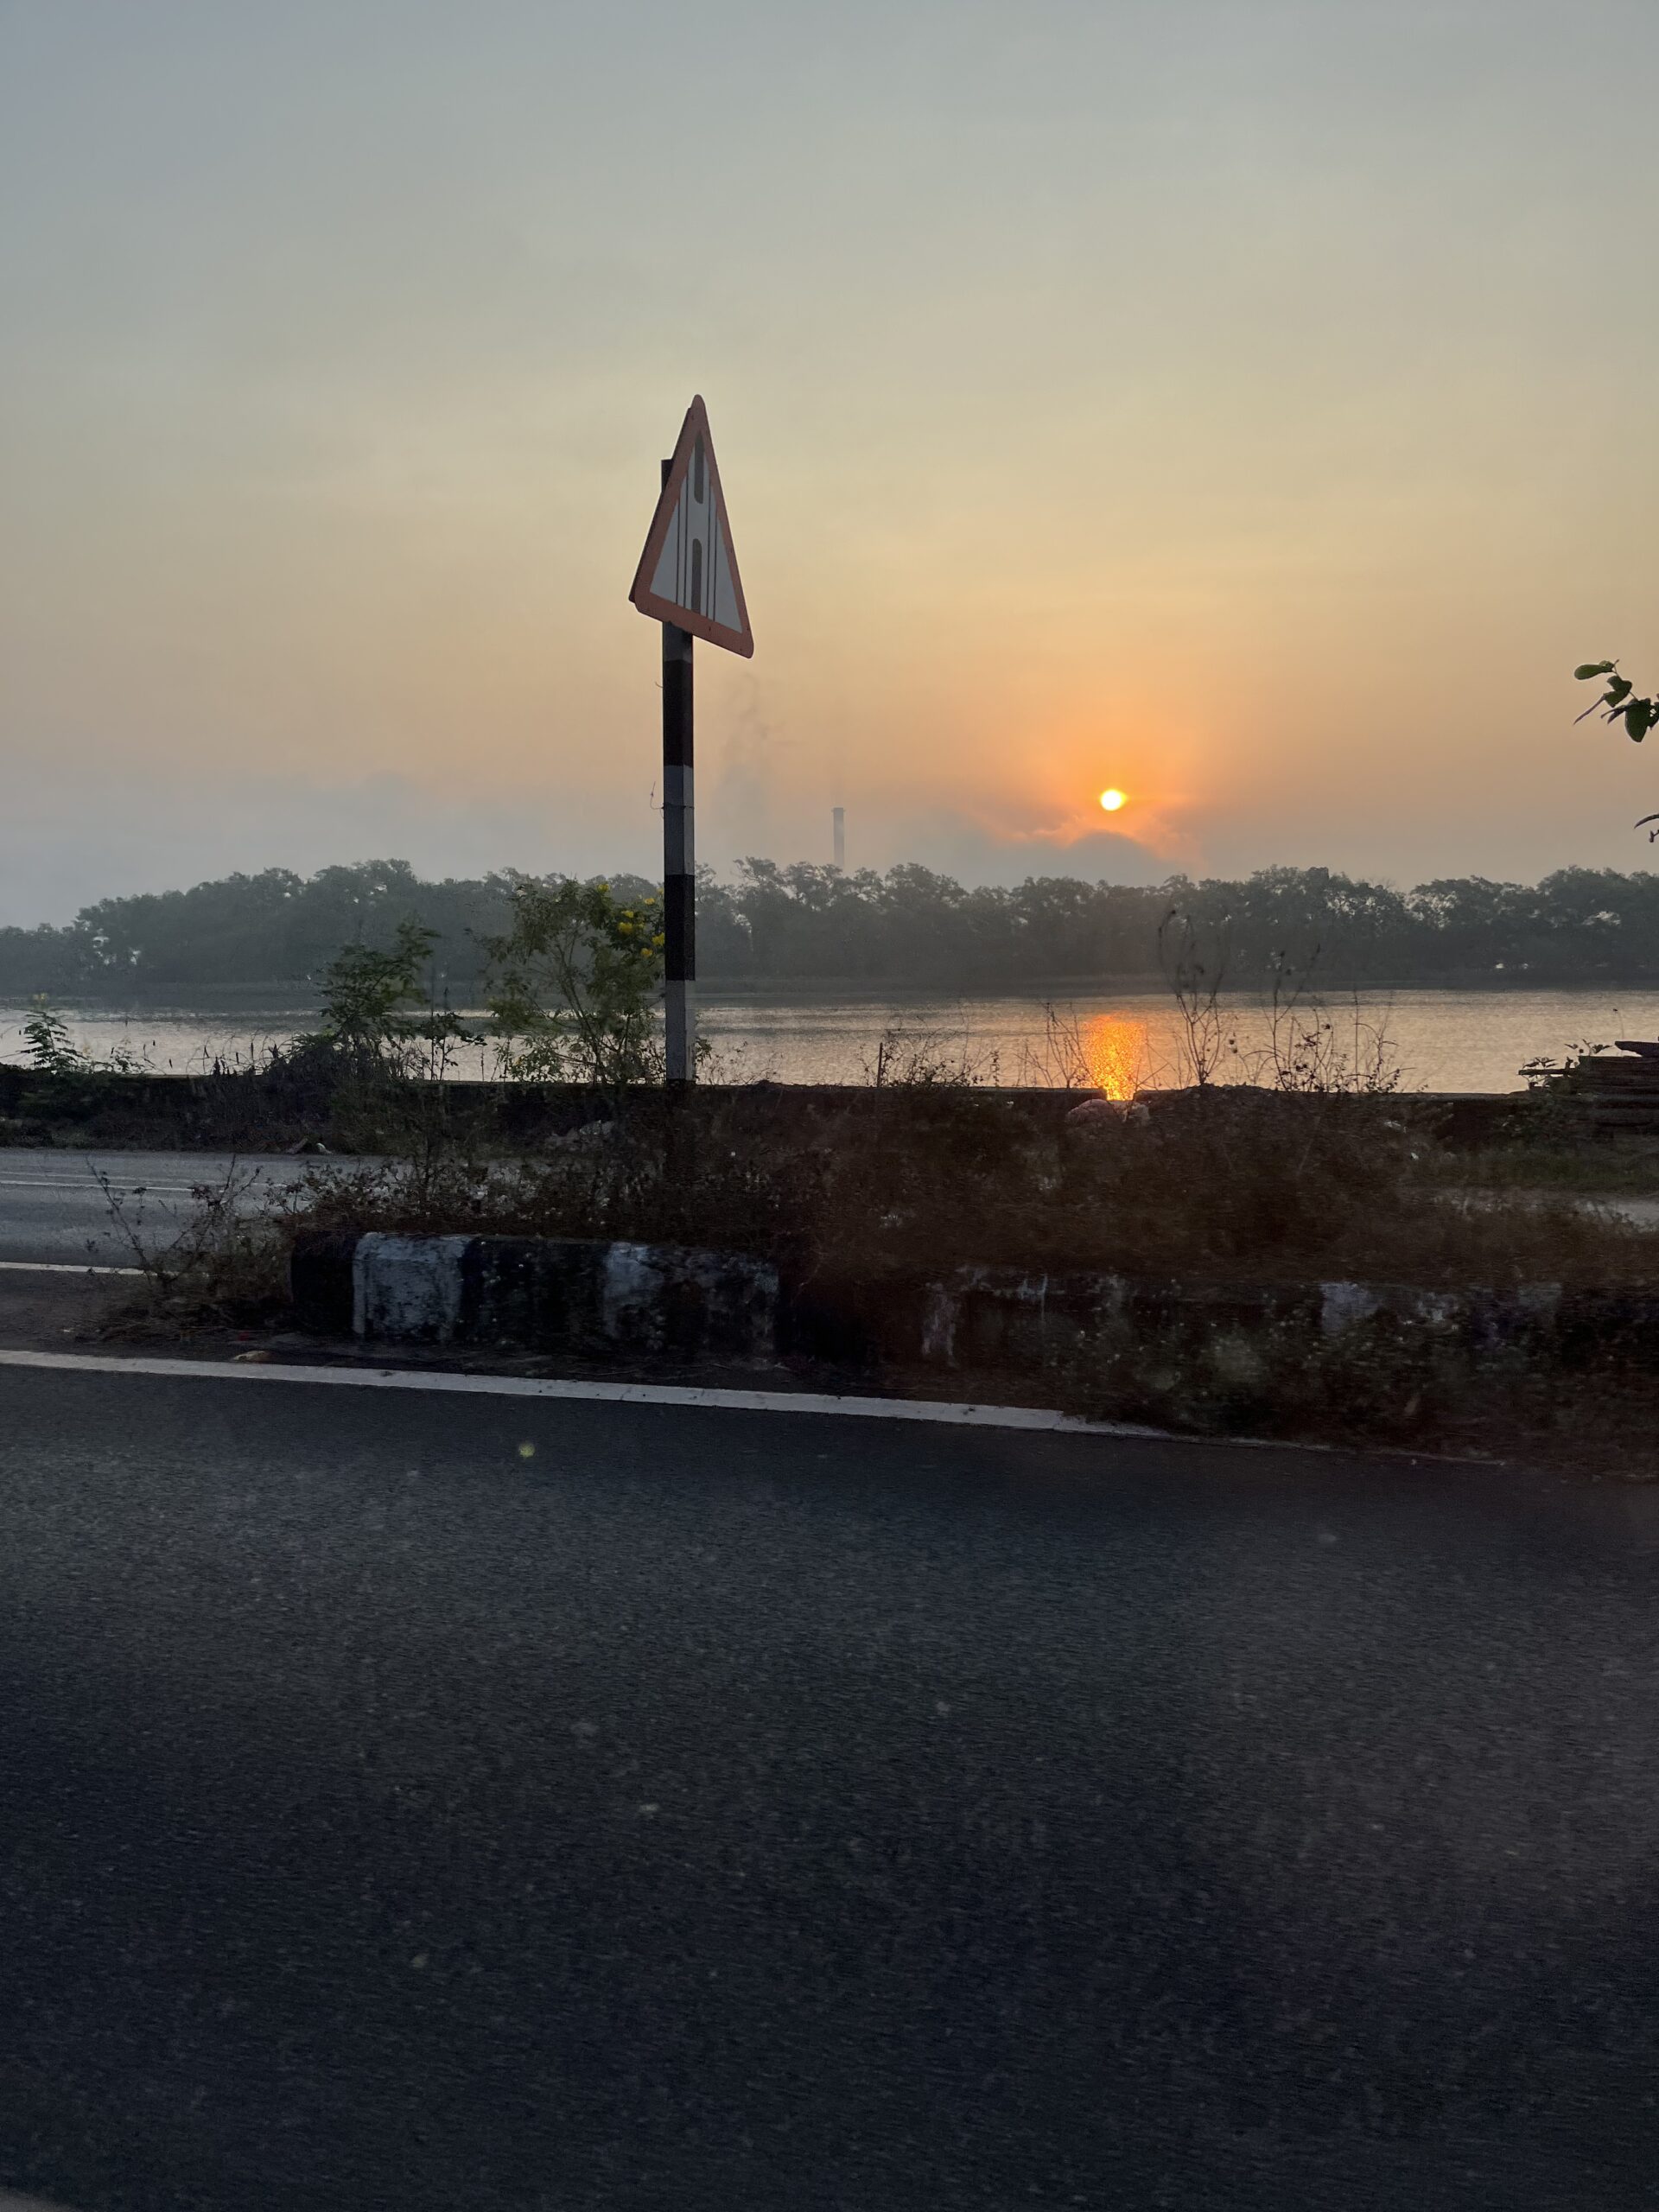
482 878 666 1087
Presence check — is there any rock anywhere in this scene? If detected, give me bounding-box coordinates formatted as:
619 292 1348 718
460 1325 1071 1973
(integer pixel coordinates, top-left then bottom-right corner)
1065 1096 1147 1133
553 1118 619 1151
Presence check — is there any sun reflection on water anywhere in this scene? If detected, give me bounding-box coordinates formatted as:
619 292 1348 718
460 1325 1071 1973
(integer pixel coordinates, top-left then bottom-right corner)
1083 1013 1149 1101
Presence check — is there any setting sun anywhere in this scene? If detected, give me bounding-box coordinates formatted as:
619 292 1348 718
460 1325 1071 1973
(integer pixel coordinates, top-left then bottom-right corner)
1099 788 1127 812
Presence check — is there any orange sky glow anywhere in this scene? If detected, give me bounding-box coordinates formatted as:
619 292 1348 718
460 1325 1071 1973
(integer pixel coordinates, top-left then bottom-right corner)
2 2 1657 921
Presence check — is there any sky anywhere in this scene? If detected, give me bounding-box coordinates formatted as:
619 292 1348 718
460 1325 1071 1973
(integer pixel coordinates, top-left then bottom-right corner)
2 0 1657 925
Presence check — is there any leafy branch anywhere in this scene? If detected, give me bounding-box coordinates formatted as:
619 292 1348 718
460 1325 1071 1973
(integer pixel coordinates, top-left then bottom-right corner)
1575 662 1659 840
1574 660 1658 745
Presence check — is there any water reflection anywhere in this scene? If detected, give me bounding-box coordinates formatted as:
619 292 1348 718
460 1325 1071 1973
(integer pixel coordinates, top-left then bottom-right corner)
1082 1013 1150 1100
4 989 1658 1093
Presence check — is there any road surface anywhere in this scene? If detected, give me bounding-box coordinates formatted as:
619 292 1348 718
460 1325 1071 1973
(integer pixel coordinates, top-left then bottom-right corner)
0 1359 1656 2209
0 1153 321 1266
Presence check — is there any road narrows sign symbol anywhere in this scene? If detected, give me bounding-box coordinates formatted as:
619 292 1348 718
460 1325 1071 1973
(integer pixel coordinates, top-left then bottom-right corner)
628 396 753 658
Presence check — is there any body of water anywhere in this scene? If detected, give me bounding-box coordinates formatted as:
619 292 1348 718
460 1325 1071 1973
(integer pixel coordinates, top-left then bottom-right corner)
4 986 1659 1094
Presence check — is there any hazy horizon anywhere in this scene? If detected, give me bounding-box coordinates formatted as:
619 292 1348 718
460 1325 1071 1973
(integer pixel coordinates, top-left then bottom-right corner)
4 1 1658 928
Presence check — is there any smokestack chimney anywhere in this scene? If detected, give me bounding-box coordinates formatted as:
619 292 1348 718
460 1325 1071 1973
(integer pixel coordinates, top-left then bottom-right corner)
832 806 846 871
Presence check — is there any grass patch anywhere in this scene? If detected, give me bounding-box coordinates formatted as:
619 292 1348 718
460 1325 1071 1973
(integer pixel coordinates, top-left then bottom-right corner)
1420 1137 1659 1196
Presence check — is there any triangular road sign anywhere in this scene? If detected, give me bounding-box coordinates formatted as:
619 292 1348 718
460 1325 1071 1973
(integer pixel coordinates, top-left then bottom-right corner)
629 396 753 657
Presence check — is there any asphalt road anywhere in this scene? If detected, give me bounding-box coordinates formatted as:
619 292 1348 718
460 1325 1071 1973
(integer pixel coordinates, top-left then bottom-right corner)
2 1364 1658 2210
0 1153 317 1266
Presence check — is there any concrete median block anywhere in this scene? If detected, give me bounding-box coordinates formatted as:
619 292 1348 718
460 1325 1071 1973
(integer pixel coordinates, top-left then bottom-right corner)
291 1231 781 1361
289 1232 1576 1412
354 1234 472 1344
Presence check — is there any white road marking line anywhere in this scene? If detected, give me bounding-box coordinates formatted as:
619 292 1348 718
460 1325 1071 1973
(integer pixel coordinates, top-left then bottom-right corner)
0 1262 143 1276
0 1348 1155 1436
0 1179 203 1194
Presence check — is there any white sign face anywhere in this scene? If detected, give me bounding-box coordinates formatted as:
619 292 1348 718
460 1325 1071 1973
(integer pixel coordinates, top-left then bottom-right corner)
628 396 753 657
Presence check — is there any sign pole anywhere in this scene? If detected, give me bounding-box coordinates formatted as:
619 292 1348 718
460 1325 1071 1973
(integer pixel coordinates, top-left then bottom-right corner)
661 457 696 1084
632 402 750 1084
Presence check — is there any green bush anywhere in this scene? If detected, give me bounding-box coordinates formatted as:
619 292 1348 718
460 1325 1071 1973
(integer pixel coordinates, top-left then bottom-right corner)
482 878 666 1088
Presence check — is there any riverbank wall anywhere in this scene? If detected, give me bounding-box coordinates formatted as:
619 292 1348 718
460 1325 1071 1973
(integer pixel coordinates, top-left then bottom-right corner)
0 1065 1536 1153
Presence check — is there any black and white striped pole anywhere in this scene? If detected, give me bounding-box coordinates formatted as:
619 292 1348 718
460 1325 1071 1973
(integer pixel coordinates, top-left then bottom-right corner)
660 581 696 1077
628 397 753 1088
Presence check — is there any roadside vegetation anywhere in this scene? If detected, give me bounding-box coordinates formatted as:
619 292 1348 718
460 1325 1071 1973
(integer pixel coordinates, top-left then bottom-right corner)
87 1071 1659 1472
11 876 1659 1470
261 1087 1657 1286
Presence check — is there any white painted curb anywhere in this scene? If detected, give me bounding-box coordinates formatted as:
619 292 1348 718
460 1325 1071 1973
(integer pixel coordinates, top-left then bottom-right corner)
0 1347 1157 1437
0 1260 143 1276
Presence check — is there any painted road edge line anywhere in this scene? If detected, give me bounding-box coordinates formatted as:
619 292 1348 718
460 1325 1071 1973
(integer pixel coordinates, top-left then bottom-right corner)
0 1348 1160 1437
0 1179 204 1192
0 1261 144 1276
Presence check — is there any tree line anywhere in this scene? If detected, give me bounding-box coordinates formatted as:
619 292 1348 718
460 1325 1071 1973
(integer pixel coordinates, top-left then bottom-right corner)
4 855 1659 997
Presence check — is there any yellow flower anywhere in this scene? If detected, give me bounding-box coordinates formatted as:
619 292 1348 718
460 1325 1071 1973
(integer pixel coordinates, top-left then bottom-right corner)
618 921 633 934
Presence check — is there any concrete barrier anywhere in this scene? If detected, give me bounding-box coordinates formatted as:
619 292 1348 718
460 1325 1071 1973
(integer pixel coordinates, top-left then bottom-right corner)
289 1231 1605 1400
294 1230 780 1362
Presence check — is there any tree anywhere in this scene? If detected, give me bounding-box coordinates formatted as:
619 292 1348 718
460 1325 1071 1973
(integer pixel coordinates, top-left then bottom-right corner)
308 919 445 1070
481 877 666 1086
